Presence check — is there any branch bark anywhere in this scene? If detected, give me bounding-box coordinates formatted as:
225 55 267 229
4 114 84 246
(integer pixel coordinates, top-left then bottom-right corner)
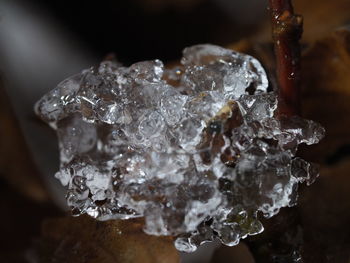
269 0 303 116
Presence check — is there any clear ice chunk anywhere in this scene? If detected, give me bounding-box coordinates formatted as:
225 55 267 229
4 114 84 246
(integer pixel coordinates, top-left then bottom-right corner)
35 44 325 252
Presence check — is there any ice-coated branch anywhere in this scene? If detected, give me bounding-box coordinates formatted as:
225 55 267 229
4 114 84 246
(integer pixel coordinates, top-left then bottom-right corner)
35 44 325 252
269 0 303 116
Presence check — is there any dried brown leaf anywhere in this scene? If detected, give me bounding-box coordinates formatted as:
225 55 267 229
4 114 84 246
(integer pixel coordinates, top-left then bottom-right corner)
211 243 255 263
294 0 350 43
300 28 350 162
298 158 350 262
34 215 179 263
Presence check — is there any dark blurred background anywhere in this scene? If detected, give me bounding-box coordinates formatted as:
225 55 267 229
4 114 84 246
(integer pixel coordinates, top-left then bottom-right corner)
16 0 264 64
2 0 350 262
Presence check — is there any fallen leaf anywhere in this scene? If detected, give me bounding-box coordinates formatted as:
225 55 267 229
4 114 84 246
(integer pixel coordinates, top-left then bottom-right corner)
33 215 180 263
294 0 350 43
211 243 255 263
298 158 350 263
300 28 350 162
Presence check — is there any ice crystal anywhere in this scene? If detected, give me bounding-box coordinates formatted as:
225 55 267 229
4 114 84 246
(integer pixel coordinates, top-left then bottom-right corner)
35 44 325 252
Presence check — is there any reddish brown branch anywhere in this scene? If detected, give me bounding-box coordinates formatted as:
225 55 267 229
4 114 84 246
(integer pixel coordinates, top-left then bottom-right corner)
269 0 303 116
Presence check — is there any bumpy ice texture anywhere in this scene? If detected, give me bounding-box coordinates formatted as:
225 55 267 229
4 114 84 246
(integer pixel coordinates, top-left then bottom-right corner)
35 44 325 252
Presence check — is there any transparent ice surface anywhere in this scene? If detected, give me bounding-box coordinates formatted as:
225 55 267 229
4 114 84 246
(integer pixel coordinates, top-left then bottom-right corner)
35 44 325 252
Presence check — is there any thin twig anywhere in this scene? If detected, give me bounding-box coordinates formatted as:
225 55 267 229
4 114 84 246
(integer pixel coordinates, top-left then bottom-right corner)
269 0 303 116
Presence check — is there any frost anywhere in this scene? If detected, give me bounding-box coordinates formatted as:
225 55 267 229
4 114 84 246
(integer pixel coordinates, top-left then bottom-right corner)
35 44 325 252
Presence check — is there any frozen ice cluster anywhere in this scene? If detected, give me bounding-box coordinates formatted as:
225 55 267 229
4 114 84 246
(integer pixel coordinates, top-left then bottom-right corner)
35 44 324 252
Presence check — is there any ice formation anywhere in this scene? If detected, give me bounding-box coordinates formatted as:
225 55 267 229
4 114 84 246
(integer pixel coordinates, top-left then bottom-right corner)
35 44 325 252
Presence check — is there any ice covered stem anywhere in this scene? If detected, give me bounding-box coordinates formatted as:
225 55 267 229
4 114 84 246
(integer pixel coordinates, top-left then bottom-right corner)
269 0 303 116
35 44 325 253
